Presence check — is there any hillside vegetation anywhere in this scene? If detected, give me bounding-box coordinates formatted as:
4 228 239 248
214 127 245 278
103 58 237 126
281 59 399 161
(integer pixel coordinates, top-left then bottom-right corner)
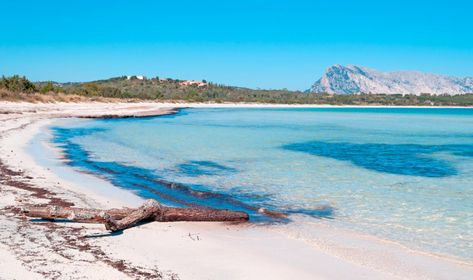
2 75 473 106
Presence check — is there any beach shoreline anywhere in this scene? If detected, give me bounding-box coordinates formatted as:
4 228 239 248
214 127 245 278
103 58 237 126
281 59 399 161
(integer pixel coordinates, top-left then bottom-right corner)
0 101 472 279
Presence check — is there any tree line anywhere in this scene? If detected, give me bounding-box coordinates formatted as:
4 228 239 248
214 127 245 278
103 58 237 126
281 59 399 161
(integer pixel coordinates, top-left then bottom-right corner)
1 75 473 106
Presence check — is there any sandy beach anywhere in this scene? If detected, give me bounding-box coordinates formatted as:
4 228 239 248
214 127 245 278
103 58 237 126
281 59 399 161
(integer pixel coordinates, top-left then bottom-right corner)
0 101 472 280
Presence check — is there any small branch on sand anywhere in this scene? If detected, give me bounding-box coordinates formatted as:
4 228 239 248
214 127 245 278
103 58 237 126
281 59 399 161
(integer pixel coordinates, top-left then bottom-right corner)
22 199 249 232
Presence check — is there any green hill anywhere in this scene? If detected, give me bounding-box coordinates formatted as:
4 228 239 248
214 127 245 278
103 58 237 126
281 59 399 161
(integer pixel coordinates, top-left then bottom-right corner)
2 75 473 106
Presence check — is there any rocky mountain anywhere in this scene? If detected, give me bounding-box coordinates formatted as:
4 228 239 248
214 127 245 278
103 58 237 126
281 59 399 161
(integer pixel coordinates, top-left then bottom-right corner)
310 65 473 95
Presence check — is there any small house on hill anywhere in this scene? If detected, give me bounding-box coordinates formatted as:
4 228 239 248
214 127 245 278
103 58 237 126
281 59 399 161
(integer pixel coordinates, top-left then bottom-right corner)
179 80 207 87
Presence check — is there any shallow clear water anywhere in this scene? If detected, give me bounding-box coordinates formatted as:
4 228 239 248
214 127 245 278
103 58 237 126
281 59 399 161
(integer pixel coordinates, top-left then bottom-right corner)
51 108 473 260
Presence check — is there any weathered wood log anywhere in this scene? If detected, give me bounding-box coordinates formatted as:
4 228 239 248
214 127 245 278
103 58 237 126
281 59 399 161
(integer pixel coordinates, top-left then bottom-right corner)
103 199 162 232
22 199 249 232
22 205 132 223
158 207 252 222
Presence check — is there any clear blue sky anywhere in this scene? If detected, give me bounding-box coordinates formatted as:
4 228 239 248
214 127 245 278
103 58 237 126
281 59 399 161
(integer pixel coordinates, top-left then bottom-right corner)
1 0 472 90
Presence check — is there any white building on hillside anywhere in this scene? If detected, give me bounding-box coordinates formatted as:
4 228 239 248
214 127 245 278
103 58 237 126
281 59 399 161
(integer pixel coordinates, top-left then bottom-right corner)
126 75 146 80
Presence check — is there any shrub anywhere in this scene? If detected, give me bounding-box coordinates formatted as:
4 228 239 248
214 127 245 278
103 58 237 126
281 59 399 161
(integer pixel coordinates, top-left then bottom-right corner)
0 75 36 93
41 81 55 93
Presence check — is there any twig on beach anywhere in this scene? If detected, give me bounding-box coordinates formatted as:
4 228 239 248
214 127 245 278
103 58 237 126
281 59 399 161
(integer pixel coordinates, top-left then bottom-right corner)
21 199 249 232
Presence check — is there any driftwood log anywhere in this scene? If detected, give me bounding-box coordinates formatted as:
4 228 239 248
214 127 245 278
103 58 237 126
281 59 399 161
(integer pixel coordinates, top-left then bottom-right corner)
22 199 249 232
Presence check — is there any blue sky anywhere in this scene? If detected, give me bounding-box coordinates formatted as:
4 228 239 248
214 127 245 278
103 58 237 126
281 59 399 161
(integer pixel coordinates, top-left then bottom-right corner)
1 0 472 90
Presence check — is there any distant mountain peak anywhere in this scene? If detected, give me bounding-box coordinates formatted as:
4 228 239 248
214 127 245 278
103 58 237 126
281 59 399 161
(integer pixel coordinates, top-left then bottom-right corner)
310 65 473 95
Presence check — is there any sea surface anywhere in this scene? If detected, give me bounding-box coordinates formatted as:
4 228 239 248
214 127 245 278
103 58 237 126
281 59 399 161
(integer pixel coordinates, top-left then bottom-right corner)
50 107 473 260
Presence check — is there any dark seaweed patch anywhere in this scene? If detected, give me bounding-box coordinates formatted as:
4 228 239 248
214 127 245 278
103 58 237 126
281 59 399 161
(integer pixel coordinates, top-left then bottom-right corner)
283 141 473 178
176 160 238 177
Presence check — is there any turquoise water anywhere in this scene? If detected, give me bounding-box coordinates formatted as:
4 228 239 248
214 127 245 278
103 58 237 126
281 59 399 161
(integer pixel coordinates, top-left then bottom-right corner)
51 108 473 260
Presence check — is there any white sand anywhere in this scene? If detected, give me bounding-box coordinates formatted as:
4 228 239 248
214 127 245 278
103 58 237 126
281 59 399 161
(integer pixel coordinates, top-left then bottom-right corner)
0 101 472 279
